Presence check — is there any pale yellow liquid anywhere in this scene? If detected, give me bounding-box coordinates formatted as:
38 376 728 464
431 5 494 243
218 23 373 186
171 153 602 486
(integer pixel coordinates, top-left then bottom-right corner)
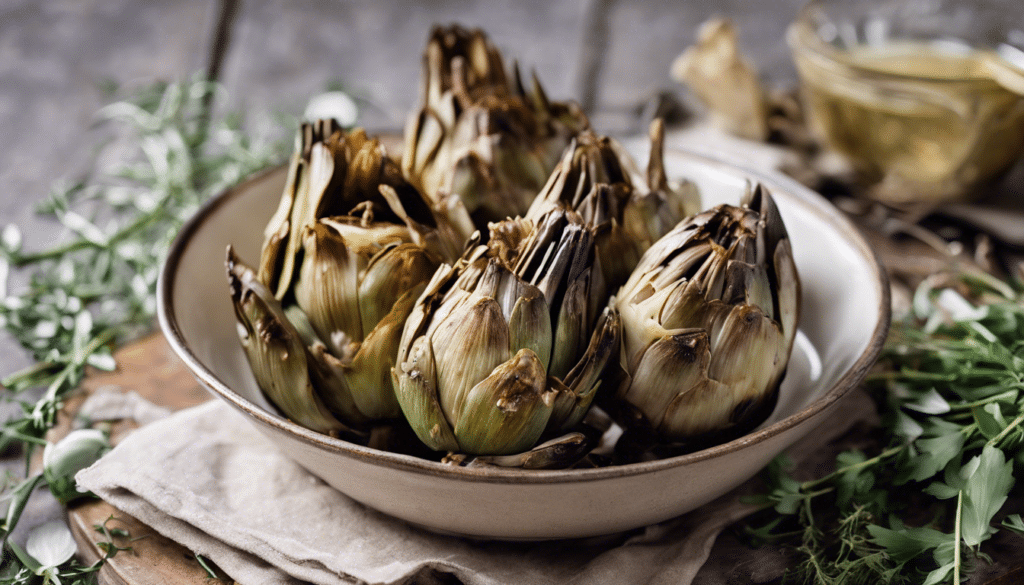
793 36 1024 202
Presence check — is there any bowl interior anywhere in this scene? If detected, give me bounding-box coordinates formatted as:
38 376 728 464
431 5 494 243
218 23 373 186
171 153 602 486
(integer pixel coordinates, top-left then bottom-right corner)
159 148 887 476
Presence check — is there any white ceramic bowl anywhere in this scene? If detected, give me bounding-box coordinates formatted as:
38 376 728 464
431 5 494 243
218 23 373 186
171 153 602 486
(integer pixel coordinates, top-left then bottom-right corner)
157 149 889 540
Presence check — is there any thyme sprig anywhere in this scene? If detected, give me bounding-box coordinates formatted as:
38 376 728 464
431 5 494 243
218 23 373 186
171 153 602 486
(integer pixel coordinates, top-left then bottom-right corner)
0 76 286 583
746 273 1024 584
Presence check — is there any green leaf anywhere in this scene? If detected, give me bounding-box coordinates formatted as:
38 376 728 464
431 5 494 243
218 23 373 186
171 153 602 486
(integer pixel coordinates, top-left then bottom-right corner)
904 431 965 483
835 450 876 509
921 563 953 585
924 481 961 501
1 224 22 254
86 351 116 371
960 445 1014 547
924 452 968 500
904 388 951 415
974 403 1008 440
867 523 952 564
894 410 924 440
932 537 958 570
1002 514 1024 536
773 491 804 516
6 538 43 573
1 473 44 541
43 428 110 504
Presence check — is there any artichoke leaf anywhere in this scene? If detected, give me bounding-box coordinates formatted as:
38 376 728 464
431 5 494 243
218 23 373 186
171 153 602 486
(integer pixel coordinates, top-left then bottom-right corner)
549 272 589 379
471 431 593 469
226 247 347 434
449 145 493 215
257 150 301 290
452 348 554 455
342 285 426 420
398 262 459 353
394 336 460 452
378 184 467 264
546 376 587 437
622 330 713 433
403 108 445 182
431 295 511 426
506 288 553 371
657 376 734 440
277 136 340 299
307 342 371 427
554 306 621 431
357 243 438 338
706 304 784 391
295 221 366 351
619 281 678 363
774 238 800 358
659 279 714 331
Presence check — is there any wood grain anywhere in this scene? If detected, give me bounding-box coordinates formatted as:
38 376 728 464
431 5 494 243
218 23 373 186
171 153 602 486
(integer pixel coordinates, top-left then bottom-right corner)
69 499 233 585
58 333 233 585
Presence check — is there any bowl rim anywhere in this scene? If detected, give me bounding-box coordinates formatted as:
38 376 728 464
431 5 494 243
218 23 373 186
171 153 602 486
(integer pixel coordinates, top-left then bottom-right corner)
157 147 891 485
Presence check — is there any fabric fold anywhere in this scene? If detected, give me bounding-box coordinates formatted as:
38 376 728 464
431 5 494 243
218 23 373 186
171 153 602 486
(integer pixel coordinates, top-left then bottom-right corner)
76 390 874 585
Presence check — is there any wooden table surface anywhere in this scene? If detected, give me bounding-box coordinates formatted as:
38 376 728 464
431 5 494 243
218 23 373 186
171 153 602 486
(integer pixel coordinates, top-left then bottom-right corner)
52 334 227 585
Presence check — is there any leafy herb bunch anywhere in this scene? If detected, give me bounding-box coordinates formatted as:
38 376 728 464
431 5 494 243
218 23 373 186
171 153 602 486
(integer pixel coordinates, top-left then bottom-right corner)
747 271 1024 584
0 77 284 584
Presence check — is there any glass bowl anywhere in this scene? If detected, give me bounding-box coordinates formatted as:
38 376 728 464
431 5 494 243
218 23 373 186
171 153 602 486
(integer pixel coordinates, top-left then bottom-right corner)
789 0 1024 204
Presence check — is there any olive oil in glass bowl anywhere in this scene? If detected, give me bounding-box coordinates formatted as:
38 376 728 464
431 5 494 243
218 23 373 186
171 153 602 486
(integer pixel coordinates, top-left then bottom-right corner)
789 0 1024 203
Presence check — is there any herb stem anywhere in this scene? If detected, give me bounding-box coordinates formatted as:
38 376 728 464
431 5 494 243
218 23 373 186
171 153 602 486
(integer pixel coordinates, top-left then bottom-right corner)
954 490 963 585
987 412 1024 448
0 77 285 583
76 327 117 363
948 390 1018 410
10 240 101 267
194 554 220 579
2 361 61 390
800 445 904 492
11 194 174 267
891 370 957 382
1 428 47 446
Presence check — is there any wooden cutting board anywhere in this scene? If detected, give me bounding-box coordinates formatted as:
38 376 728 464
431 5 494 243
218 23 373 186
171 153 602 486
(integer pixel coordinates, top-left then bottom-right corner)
56 333 234 585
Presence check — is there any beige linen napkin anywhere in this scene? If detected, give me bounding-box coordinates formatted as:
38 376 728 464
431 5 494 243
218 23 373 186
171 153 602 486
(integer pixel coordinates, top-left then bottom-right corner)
76 391 873 585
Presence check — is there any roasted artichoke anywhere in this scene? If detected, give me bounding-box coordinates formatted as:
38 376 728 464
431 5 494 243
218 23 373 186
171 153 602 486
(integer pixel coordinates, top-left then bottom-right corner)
231 122 459 430
225 24 805 466
402 24 589 237
393 209 620 459
525 120 700 296
260 119 461 298
613 185 799 442
228 251 363 433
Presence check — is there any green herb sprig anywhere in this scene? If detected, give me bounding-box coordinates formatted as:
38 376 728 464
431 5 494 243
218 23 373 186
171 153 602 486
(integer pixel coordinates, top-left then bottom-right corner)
0 76 287 583
746 274 1024 584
